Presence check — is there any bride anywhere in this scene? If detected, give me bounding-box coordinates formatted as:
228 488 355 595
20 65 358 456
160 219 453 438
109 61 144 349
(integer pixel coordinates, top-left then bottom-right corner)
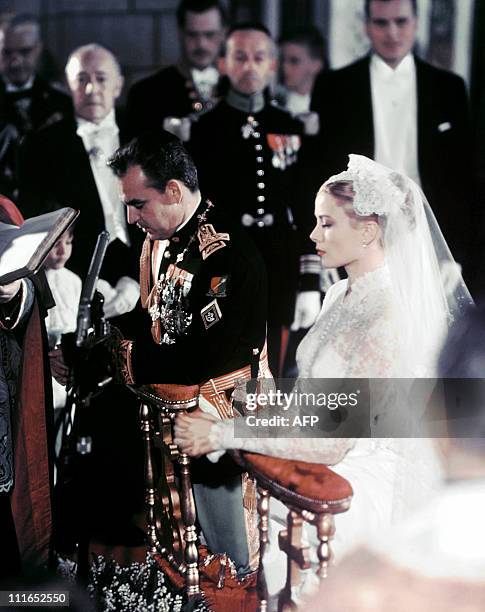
174 154 472 589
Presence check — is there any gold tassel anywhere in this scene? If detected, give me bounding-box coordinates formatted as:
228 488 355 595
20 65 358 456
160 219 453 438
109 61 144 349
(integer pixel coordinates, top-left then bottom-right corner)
243 474 257 513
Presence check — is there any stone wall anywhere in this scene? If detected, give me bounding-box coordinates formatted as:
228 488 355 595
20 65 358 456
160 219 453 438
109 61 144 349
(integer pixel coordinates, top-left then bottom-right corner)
2 0 182 95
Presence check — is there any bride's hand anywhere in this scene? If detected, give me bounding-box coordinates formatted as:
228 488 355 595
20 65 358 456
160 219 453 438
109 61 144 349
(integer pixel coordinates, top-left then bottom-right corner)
174 411 220 457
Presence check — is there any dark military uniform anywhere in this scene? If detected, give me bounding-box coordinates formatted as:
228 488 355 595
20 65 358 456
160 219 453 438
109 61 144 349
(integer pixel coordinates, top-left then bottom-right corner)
129 200 267 383
125 200 267 572
0 76 72 200
188 94 320 373
126 64 220 138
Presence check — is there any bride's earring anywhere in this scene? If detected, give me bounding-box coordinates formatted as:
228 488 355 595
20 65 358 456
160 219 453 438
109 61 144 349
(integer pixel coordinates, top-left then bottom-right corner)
362 242 368 248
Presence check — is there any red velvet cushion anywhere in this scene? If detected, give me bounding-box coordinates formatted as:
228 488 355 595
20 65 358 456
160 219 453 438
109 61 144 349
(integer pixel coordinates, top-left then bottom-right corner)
239 452 353 510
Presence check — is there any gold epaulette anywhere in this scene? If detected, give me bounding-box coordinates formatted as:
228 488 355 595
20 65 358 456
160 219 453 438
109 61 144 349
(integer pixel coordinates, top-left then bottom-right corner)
197 223 230 260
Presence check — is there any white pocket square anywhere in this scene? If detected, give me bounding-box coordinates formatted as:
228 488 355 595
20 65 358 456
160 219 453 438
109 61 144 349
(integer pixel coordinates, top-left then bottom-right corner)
438 121 452 132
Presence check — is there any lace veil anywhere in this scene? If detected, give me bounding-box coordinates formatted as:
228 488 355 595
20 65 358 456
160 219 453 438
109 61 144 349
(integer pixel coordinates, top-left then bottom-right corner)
324 154 473 378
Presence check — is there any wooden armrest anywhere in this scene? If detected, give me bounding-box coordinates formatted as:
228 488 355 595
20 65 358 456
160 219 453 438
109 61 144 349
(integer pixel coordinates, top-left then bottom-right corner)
127 383 199 411
231 450 352 514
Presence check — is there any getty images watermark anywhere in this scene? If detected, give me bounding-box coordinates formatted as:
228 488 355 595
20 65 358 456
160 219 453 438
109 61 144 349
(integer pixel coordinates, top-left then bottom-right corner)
244 387 360 429
233 378 369 438
232 378 480 438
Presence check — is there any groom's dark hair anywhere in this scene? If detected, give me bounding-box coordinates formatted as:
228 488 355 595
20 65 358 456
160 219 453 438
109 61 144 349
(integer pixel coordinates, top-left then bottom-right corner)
365 0 417 18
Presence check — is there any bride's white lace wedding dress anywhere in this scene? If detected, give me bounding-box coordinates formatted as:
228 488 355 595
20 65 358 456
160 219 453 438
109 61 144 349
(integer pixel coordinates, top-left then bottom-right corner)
203 154 472 596
218 265 443 594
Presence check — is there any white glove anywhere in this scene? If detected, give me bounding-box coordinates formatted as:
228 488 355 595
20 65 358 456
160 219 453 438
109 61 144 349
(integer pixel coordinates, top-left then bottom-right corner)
198 394 226 464
97 276 140 319
297 111 320 136
291 290 321 331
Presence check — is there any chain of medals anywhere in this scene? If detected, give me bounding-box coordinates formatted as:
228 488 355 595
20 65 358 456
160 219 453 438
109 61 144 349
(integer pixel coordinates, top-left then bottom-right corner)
150 200 214 345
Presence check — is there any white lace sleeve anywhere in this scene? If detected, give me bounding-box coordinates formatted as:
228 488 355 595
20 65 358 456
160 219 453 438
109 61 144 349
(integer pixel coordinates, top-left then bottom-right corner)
209 419 356 465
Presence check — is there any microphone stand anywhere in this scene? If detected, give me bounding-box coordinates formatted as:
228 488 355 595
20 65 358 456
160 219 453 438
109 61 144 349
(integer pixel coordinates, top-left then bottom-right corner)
55 231 112 582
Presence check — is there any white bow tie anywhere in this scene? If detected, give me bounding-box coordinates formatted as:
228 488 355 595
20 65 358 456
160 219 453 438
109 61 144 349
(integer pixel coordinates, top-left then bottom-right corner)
76 119 119 141
191 67 219 87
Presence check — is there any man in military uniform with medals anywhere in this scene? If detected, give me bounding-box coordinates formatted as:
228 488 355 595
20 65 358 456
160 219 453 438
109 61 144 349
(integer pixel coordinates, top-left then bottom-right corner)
188 23 322 376
126 0 226 139
107 130 269 575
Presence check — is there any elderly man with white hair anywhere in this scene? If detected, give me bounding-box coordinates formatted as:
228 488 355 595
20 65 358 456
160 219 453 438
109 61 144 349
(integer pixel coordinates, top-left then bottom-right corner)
19 43 140 287
17 44 144 551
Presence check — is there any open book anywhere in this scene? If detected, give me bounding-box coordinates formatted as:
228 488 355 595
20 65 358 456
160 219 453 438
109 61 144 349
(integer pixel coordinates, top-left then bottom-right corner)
0 207 79 285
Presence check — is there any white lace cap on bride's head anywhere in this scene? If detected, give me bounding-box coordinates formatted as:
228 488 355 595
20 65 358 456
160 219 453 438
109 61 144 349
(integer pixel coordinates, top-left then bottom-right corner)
323 154 473 376
323 154 408 217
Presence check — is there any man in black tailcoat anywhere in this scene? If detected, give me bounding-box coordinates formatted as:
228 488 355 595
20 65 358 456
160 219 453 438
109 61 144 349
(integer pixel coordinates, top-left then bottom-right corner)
310 0 473 275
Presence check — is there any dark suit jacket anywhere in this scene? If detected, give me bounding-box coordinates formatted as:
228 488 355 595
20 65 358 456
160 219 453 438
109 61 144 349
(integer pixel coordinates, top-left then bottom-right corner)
310 55 473 266
17 111 141 285
126 64 220 138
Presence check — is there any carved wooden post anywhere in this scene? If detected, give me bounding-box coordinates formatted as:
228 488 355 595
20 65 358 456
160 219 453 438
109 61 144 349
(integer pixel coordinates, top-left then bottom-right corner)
257 487 270 612
178 452 200 597
278 510 310 611
140 402 157 553
315 513 335 580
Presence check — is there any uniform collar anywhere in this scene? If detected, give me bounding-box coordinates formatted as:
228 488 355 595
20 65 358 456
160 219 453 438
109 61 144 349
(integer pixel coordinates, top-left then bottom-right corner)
168 199 208 248
5 75 35 92
226 87 265 114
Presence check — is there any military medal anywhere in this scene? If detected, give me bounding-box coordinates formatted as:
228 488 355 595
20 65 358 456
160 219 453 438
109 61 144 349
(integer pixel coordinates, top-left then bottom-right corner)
267 134 301 170
146 201 217 345
241 115 259 139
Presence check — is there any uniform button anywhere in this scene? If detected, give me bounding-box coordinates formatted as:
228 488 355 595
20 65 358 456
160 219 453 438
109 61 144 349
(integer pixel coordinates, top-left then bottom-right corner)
164 250 171 258
257 182 265 189
171 236 180 243
257 221 265 228
256 156 264 163
257 195 265 203
257 169 264 176
253 131 260 139
255 144 263 151
193 101 203 112
257 208 265 215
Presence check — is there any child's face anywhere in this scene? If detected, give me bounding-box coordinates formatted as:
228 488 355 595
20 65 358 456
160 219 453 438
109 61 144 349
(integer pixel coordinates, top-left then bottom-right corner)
44 231 73 270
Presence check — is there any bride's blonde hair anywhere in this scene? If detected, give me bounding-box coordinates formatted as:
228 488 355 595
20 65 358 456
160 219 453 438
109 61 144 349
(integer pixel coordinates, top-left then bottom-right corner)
320 179 379 228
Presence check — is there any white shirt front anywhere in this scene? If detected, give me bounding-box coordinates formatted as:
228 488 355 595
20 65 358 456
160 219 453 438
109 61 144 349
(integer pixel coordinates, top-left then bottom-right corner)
370 53 420 184
76 109 130 246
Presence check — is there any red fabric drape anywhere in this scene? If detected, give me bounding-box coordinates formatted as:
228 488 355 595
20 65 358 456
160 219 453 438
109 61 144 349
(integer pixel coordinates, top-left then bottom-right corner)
0 194 52 567
0 194 24 225
11 299 52 567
